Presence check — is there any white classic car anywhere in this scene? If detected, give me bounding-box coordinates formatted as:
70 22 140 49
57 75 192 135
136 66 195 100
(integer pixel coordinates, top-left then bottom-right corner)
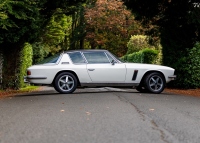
25 50 176 94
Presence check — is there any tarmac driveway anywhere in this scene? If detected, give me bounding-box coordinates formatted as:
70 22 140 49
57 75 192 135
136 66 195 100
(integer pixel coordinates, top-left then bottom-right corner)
0 86 200 143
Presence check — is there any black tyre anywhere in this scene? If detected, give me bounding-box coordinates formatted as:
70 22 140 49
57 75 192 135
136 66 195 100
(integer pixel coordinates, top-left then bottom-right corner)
144 72 165 94
54 72 77 94
136 86 148 93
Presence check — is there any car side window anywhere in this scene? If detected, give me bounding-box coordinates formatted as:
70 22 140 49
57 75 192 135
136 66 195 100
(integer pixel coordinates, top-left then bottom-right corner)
68 52 86 64
83 52 110 64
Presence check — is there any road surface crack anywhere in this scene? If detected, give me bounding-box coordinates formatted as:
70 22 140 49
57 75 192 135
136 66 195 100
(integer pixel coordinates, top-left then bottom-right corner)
151 120 170 143
113 92 146 121
112 92 171 143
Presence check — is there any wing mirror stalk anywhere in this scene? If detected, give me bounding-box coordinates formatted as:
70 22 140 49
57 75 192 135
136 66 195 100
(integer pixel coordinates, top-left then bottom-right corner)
111 60 115 65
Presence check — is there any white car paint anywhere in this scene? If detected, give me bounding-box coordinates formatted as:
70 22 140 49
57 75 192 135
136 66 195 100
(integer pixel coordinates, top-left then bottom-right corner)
124 63 175 83
25 50 176 94
86 63 126 82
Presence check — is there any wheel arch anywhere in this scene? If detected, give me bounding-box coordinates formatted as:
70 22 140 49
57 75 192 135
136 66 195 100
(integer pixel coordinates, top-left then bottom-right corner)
139 70 166 85
52 70 81 86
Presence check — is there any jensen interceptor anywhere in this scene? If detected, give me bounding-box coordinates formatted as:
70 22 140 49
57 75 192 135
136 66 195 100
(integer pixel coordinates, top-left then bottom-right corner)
25 50 176 94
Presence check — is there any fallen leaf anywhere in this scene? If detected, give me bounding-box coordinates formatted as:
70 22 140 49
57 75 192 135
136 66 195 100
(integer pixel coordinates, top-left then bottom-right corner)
60 110 65 112
86 112 91 115
149 109 155 111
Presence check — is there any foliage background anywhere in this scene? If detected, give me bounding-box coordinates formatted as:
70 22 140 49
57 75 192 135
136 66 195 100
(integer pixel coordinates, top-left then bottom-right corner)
19 43 33 88
0 0 200 89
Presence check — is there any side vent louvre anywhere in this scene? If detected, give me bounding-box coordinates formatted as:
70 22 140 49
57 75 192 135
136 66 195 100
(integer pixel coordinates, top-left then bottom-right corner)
132 70 138 81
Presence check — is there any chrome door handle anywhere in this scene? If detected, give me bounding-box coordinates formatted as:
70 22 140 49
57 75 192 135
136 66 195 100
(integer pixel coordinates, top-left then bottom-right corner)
88 69 95 71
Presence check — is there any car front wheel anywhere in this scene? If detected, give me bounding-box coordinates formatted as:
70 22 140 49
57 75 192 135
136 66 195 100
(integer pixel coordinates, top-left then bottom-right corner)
144 72 165 94
136 86 148 93
54 72 77 94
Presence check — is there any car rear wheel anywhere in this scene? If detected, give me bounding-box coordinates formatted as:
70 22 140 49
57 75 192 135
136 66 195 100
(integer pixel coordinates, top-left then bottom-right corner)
54 72 77 94
144 72 165 94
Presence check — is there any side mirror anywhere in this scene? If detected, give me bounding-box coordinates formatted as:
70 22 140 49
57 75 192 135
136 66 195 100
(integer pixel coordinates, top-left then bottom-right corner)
111 60 115 65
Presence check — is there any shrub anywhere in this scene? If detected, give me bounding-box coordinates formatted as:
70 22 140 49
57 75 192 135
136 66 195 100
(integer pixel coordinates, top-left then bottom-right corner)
121 48 158 64
127 35 153 54
175 42 200 88
127 50 143 63
142 48 159 64
120 55 128 62
153 43 163 65
19 43 33 88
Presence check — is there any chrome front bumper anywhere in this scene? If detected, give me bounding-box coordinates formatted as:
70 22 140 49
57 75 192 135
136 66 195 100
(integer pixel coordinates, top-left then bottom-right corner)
168 75 176 80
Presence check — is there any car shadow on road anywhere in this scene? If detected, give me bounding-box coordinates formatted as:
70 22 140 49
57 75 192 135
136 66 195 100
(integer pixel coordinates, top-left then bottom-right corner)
13 90 140 97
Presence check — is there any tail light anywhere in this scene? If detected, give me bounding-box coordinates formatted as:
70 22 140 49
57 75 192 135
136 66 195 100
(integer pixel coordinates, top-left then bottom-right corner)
27 70 31 75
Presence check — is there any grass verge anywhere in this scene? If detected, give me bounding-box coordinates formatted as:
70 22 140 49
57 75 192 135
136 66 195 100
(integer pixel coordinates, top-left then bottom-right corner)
0 86 40 99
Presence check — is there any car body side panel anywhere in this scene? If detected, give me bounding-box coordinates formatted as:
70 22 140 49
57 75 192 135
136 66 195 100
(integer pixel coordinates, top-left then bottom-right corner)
27 54 92 84
86 63 126 82
125 63 175 83
27 65 92 84
26 51 175 89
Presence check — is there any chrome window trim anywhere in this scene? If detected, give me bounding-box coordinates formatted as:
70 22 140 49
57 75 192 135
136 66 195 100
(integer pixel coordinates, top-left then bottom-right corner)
67 51 87 64
106 51 123 63
105 52 118 63
56 53 63 64
80 52 88 64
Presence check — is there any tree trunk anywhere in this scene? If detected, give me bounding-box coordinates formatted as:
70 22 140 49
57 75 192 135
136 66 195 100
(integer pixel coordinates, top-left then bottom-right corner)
0 48 3 88
70 14 76 50
1 43 22 90
80 39 84 49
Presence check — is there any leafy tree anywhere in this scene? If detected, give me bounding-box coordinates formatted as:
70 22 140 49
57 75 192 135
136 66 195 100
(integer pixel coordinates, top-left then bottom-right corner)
123 0 200 88
0 0 42 89
0 0 86 89
32 10 73 63
84 0 142 56
31 42 50 64
69 4 84 49
43 10 72 49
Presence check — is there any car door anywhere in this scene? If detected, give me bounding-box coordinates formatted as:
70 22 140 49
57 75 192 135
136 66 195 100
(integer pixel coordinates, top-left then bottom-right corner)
83 51 126 82
68 52 91 83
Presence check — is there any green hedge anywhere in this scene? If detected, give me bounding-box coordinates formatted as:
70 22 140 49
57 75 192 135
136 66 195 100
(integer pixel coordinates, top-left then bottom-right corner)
127 35 154 54
127 50 143 63
175 42 200 88
142 48 159 64
121 48 158 64
19 43 33 88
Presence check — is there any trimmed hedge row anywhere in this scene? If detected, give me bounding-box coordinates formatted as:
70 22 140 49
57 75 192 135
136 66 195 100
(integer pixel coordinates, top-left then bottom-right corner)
121 48 158 64
19 43 33 88
175 42 200 88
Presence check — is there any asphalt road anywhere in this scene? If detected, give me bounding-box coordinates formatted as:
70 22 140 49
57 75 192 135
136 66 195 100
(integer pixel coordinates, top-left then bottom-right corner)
0 87 200 143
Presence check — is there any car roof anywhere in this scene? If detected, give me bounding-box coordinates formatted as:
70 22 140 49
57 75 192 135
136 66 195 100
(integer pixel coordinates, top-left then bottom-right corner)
65 49 108 53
